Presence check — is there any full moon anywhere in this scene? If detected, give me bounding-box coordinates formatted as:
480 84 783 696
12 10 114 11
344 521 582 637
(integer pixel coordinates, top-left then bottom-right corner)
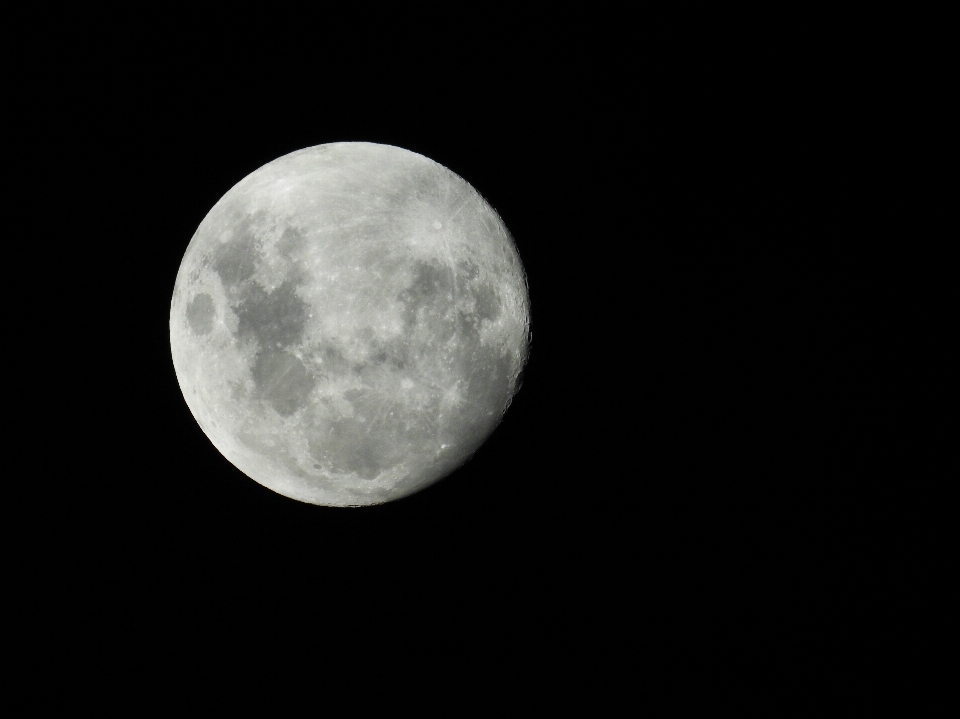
170 142 530 507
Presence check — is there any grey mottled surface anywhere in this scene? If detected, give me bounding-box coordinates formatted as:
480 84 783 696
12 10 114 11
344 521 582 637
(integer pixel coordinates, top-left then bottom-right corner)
170 142 530 506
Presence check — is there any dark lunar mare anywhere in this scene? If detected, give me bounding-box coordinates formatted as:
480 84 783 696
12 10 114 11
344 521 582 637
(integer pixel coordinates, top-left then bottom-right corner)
251 350 315 417
234 280 310 349
211 211 264 290
186 293 215 335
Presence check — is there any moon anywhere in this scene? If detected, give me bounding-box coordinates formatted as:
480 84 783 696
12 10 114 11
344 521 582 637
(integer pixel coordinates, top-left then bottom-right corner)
170 142 530 507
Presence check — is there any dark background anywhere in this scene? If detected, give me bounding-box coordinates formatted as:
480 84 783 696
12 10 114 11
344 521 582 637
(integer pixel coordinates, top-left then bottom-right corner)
21 13 898 709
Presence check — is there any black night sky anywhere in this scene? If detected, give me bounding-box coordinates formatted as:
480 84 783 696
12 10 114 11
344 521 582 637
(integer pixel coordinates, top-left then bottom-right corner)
21 15 894 710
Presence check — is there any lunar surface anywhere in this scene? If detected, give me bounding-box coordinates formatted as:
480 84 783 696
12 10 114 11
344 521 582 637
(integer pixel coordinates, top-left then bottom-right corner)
170 142 530 506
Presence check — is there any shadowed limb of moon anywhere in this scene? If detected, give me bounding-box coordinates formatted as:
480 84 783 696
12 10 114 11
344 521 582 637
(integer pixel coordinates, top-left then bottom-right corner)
170 142 530 507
